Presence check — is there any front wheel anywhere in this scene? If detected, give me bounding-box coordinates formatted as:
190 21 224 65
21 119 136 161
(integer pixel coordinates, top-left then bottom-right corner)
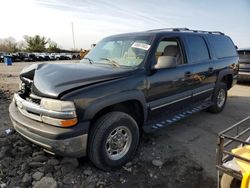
88 111 140 171
208 82 227 113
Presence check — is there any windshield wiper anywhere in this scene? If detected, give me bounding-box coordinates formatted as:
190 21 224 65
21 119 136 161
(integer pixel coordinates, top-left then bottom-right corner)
100 58 120 67
82 57 94 64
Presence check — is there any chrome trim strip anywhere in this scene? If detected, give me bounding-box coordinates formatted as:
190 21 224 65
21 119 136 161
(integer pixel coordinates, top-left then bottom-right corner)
193 88 214 97
151 95 191 110
14 93 76 119
17 107 42 121
151 87 214 111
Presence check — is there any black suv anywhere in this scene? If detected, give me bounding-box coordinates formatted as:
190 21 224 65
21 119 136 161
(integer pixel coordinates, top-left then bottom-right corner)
9 28 239 170
237 48 250 81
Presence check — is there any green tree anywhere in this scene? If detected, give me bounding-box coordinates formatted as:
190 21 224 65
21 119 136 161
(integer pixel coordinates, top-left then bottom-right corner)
47 41 60 53
24 35 48 52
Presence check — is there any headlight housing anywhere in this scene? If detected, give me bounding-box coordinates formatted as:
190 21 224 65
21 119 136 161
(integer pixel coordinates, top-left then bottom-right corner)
40 98 77 127
41 98 76 112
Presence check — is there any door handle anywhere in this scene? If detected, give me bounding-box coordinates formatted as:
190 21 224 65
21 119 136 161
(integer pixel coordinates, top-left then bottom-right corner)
208 67 214 73
185 71 192 77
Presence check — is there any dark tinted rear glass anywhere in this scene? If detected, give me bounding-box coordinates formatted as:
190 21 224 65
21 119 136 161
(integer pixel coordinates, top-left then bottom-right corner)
207 35 237 58
186 35 210 63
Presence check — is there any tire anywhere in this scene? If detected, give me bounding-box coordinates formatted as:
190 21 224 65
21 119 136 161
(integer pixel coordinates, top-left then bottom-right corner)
208 82 227 113
221 174 241 188
88 111 140 171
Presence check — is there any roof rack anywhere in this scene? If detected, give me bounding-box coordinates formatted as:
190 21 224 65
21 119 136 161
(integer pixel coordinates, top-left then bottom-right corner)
147 28 225 35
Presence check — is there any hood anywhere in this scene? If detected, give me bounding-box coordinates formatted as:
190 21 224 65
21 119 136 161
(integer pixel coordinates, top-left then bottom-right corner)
21 63 134 98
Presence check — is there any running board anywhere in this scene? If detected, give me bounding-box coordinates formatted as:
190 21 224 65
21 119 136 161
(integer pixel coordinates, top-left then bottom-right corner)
143 101 213 133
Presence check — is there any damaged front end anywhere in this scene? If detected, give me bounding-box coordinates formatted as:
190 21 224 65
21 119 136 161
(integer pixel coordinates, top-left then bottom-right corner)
9 63 89 157
16 64 78 128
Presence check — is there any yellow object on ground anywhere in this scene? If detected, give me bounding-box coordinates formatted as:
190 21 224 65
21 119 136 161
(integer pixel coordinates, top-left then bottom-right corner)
241 173 250 188
232 145 250 188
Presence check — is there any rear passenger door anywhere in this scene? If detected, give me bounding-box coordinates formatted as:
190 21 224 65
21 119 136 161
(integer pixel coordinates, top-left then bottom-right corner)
184 35 215 102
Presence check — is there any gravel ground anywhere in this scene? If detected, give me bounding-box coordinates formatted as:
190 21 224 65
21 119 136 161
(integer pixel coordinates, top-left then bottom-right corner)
0 61 250 188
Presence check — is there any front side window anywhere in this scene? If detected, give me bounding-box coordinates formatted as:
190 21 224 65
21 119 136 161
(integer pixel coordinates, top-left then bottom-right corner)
81 35 152 67
186 35 210 63
155 38 184 65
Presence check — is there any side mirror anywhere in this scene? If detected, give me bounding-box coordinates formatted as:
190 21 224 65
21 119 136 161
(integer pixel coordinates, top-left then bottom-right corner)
154 56 177 69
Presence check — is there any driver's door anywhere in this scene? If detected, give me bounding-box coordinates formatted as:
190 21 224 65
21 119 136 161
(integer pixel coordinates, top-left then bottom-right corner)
146 37 195 117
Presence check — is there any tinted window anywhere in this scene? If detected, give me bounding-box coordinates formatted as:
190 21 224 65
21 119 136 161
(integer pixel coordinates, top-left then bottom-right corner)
207 35 237 58
186 36 210 63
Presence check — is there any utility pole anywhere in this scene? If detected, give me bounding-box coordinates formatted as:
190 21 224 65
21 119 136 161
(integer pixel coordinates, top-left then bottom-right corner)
71 22 76 50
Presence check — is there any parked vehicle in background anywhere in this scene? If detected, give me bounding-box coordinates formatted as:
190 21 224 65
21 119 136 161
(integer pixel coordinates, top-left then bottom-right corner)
49 53 56 61
238 48 250 81
16 52 28 62
10 53 21 62
65 53 73 60
39 53 50 61
9 28 238 170
0 52 5 62
1 52 76 62
55 53 70 60
24 53 38 62
55 53 64 60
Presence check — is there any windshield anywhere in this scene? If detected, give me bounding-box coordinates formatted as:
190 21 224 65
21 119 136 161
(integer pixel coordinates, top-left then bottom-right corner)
80 35 153 67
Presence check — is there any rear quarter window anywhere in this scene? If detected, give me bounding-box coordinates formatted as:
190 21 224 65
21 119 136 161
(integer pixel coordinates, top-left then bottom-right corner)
207 35 237 58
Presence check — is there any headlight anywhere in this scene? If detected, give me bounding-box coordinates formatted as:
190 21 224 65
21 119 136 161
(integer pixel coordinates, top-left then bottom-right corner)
40 98 77 127
41 98 76 112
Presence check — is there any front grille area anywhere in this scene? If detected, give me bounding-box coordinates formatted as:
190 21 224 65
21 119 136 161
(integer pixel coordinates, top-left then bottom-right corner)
15 93 43 122
25 96 41 105
14 93 76 124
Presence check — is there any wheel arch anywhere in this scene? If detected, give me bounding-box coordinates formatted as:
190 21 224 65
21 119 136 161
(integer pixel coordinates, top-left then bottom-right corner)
216 69 234 90
84 90 148 129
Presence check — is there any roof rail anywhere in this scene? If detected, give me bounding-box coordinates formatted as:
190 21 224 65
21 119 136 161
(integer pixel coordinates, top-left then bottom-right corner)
147 28 190 32
192 29 225 35
147 28 225 35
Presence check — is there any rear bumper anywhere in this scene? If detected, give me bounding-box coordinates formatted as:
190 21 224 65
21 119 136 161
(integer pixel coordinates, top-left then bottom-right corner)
9 102 89 157
238 72 250 81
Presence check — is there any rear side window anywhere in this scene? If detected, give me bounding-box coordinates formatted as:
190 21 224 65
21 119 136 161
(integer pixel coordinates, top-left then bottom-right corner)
186 35 210 63
207 35 237 58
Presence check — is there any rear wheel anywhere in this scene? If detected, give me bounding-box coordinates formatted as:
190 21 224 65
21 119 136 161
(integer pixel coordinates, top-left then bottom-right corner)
88 111 139 171
208 82 227 113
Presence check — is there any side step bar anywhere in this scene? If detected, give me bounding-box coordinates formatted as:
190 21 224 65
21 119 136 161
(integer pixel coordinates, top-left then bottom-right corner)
143 101 213 133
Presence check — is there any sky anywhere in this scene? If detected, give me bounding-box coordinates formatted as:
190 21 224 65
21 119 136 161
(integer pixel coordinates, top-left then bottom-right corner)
0 0 249 49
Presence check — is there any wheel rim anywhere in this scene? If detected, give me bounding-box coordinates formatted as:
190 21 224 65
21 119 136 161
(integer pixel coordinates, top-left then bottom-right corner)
105 126 132 160
217 89 226 108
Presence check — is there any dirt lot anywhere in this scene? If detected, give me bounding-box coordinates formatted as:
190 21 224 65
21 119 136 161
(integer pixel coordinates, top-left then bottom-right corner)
0 61 249 188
